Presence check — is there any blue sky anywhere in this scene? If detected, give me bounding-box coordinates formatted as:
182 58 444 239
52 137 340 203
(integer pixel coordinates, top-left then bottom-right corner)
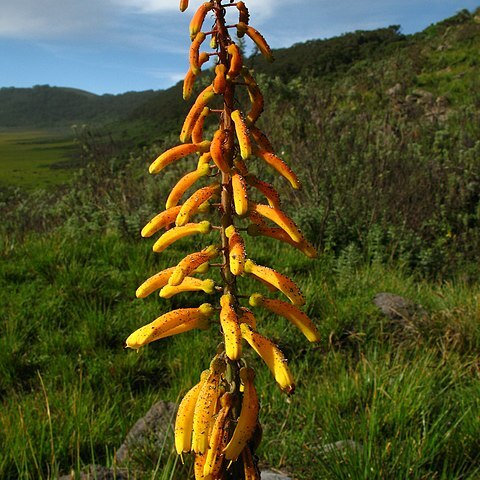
0 0 478 95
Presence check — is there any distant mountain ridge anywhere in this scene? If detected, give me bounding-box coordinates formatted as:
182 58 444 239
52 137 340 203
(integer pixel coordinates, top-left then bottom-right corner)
0 85 158 128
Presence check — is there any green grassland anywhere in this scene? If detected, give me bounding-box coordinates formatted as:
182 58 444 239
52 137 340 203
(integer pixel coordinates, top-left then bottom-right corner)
0 232 479 479
0 129 77 188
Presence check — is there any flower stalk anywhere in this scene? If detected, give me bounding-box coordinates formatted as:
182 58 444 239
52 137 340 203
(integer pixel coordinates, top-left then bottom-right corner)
127 1 320 478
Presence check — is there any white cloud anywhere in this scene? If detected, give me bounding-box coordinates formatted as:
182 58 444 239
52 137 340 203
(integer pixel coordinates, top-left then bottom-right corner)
0 0 108 38
0 0 288 39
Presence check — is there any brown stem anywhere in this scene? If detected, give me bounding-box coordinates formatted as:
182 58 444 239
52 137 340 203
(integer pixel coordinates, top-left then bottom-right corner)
213 3 246 479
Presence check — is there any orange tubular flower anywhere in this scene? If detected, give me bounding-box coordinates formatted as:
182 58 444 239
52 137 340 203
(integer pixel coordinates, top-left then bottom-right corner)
128 1 318 477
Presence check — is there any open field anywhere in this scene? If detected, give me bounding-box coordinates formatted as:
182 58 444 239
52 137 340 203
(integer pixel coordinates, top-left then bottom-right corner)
0 129 77 189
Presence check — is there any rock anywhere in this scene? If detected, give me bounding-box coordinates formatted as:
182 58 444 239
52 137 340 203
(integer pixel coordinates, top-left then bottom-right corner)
373 292 426 322
261 470 292 480
116 400 177 465
58 464 128 480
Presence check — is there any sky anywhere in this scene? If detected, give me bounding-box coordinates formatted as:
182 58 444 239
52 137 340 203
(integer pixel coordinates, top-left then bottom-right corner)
0 0 478 95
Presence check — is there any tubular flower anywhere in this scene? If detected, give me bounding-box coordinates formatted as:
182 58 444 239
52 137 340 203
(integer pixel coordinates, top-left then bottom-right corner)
127 1 318 477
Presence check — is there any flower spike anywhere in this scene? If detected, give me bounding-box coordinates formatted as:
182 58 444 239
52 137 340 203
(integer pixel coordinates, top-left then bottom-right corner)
131 1 317 475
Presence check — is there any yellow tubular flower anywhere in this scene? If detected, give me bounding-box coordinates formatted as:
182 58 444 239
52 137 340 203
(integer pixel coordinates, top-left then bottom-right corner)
175 370 210 454
189 32 207 75
237 22 274 62
192 357 226 454
231 109 252 160
197 151 212 168
183 52 210 100
236 2 250 36
244 259 305 306
191 106 210 144
248 209 268 227
153 221 212 253
231 172 249 217
136 267 176 298
225 225 246 275
220 293 242 361
166 163 211 209
179 0 189 12
141 206 182 238
189 2 213 40
226 43 243 80
159 278 216 298
213 64 227 95
240 323 295 394
254 147 301 189
248 272 278 292
126 303 214 349
203 392 233 476
247 223 318 258
250 125 274 153
249 293 320 342
248 202 303 243
241 68 264 126
223 367 259 460
149 141 210 175
245 174 281 208
194 452 207 480
180 85 215 143
210 129 231 173
169 245 220 286
176 185 221 226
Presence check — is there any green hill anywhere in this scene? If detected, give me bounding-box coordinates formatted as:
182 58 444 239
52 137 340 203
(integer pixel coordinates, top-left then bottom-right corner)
0 85 158 128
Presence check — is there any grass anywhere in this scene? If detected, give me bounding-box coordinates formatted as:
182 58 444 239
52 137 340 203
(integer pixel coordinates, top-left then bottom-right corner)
0 129 78 189
0 230 479 479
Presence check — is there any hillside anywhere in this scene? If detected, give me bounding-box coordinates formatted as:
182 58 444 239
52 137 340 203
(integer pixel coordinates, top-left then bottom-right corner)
0 85 158 128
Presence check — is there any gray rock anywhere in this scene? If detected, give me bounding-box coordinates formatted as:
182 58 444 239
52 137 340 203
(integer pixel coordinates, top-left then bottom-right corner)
116 400 177 465
261 470 292 480
373 292 426 322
